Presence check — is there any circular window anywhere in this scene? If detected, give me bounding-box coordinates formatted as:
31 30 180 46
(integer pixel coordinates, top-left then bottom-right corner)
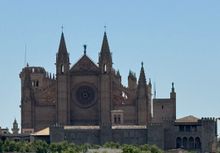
72 83 97 108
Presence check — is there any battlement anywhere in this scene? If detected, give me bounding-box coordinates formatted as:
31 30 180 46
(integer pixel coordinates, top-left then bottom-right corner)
201 117 216 122
20 66 55 80
129 70 137 79
23 66 46 73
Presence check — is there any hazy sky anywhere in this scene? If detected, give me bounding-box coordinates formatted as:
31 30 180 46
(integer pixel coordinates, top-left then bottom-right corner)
0 1 220 134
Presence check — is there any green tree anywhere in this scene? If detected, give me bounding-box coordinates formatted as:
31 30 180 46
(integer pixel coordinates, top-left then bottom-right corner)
150 145 163 153
32 140 49 153
0 140 3 153
103 141 120 149
122 144 141 153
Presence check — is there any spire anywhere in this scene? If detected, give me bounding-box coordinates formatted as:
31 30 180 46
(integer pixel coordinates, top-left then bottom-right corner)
99 32 112 73
170 82 176 99
171 82 175 93
149 79 152 88
56 32 70 74
12 118 19 134
138 62 146 85
13 118 18 125
153 82 157 99
172 82 175 92
58 32 68 55
101 32 111 54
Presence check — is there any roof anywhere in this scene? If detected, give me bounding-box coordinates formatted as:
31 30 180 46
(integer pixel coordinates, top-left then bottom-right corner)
175 115 199 125
112 125 147 129
70 54 99 73
31 127 49 136
64 126 100 130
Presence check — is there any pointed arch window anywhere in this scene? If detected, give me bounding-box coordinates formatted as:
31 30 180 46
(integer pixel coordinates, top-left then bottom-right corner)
176 137 182 148
61 65 64 74
189 137 194 149
104 64 107 73
183 137 187 149
195 137 201 149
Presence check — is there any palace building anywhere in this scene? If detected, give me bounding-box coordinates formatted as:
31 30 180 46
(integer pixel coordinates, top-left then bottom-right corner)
19 31 217 152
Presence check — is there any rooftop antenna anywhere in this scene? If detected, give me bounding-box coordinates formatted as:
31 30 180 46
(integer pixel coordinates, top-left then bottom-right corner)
24 44 27 67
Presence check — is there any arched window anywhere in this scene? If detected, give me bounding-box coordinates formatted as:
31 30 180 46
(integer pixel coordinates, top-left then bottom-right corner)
61 65 64 74
36 80 39 87
114 115 117 124
118 115 121 124
195 137 201 149
183 137 187 149
104 64 107 73
189 137 194 149
176 137 182 148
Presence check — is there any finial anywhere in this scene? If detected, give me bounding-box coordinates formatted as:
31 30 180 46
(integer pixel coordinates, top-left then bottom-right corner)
26 62 29 67
104 25 107 32
141 61 144 67
61 25 64 32
24 44 27 67
172 82 175 92
83 44 87 55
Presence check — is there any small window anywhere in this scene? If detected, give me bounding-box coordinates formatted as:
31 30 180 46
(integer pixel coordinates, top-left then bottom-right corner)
179 125 184 132
61 65 64 74
32 81 35 87
36 81 39 87
192 125 197 132
118 115 121 124
32 68 35 73
114 115 117 123
32 80 39 87
186 125 191 132
104 64 107 73
162 105 164 109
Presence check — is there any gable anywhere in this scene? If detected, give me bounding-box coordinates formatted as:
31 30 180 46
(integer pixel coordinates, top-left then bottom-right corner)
175 115 199 125
70 55 99 73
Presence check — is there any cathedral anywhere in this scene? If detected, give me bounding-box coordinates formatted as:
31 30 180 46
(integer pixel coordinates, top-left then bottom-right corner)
19 31 217 152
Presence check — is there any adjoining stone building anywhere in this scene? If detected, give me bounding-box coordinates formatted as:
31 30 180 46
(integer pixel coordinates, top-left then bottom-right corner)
0 119 30 142
20 31 217 152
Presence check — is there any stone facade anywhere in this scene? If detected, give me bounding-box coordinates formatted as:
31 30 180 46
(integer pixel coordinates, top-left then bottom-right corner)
20 31 217 152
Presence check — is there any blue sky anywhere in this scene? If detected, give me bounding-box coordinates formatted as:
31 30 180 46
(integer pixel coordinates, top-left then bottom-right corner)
0 1 220 133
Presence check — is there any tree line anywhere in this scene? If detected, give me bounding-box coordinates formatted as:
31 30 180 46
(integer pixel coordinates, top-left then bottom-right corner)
0 140 164 153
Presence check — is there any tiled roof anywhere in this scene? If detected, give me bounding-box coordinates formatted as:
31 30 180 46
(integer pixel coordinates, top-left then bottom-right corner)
31 127 49 136
64 126 100 130
175 115 199 123
112 125 147 129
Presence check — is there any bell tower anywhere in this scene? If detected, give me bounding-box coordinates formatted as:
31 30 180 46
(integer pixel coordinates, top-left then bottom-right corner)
137 62 151 125
56 32 70 125
99 32 113 144
20 65 35 132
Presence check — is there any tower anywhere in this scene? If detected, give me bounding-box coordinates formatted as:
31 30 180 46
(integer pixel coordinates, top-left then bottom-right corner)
56 32 70 125
99 32 112 144
170 82 176 120
137 62 150 125
99 32 112 74
20 65 35 132
11 119 19 134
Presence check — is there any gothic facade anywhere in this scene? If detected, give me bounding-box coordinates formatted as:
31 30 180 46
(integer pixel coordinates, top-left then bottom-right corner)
20 32 217 152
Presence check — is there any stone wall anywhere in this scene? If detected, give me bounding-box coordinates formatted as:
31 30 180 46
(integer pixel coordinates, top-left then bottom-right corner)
112 128 147 144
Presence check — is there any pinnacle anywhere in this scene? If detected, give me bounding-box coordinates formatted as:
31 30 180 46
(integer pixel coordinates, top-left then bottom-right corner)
58 32 68 54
